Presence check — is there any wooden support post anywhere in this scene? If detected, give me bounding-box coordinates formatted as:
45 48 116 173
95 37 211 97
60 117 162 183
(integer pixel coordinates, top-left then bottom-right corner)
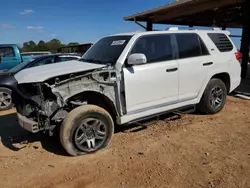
146 20 153 31
240 1 250 79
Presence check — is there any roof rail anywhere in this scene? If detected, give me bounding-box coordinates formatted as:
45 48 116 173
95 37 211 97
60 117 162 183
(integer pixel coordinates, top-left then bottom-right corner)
212 27 221 31
168 27 179 31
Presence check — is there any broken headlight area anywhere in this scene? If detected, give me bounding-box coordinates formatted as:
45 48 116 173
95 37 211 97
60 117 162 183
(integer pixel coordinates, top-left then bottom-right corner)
14 83 67 135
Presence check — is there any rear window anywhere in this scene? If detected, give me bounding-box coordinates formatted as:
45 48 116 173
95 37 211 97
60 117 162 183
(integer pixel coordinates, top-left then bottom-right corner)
207 33 233 52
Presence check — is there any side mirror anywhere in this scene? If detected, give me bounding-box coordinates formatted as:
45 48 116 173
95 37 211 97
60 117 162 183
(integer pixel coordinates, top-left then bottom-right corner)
127 53 147 65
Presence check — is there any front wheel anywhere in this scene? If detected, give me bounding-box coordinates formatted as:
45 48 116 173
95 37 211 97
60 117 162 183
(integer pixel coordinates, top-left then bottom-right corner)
60 105 114 156
197 78 227 114
0 87 13 111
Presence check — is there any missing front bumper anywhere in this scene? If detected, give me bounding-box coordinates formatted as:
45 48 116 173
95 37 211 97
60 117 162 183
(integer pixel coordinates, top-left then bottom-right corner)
17 113 40 133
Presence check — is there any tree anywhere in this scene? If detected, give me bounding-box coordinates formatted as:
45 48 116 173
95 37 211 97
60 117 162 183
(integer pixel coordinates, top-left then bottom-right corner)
28 41 36 49
20 39 77 53
46 39 64 53
37 40 48 51
21 41 37 52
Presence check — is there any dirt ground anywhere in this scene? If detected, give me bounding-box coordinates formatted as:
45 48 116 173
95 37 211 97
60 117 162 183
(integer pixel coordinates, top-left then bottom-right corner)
0 96 250 188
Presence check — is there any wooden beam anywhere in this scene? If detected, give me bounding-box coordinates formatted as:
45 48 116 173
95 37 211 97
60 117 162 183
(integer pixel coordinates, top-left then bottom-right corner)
146 20 153 31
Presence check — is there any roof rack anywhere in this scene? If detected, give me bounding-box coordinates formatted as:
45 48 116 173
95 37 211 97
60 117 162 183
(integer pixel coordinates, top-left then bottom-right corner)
167 27 179 31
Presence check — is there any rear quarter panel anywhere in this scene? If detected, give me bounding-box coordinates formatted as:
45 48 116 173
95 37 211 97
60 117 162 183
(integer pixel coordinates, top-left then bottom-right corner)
196 32 241 102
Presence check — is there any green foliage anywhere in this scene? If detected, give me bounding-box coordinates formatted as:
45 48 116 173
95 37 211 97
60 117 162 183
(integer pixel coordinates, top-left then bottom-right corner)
67 42 80 46
20 39 76 53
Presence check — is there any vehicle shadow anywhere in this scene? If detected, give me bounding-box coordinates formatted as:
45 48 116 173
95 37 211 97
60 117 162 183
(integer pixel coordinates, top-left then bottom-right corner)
0 111 183 156
0 112 68 156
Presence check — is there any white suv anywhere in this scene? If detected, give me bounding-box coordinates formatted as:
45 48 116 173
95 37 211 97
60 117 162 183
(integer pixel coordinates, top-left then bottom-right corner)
13 29 241 156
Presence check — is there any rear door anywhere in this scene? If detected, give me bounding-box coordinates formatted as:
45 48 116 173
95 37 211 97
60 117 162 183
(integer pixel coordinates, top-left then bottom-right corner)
123 34 179 113
175 33 213 102
0 46 20 70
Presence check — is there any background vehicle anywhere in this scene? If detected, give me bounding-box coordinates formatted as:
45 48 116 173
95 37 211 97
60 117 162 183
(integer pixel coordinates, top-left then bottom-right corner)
0 44 34 71
21 51 52 56
57 43 93 56
13 30 241 156
0 54 81 111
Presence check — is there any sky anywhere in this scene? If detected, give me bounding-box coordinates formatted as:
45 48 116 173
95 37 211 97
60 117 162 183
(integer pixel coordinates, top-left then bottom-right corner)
0 0 242 48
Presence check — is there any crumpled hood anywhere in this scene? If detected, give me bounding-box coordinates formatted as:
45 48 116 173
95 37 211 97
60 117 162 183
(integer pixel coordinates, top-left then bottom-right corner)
14 60 106 84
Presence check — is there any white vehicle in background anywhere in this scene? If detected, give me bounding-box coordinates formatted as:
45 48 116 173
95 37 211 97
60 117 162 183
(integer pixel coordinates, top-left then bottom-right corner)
13 29 241 156
21 51 52 56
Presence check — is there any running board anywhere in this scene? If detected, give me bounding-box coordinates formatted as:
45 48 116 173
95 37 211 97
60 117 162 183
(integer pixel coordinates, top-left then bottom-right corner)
125 105 196 126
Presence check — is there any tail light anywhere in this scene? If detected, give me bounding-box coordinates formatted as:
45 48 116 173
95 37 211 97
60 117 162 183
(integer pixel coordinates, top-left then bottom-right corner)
235 52 242 61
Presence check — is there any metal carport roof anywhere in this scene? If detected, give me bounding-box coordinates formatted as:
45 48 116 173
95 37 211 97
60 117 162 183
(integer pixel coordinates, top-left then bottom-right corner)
124 0 245 28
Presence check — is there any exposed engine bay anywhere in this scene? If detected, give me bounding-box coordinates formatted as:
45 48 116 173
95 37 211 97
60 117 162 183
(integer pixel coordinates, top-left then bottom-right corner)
14 68 124 135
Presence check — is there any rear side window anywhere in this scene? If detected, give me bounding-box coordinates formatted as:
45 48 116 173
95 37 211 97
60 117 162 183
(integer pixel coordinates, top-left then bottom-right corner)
131 34 173 63
207 33 233 52
176 33 209 59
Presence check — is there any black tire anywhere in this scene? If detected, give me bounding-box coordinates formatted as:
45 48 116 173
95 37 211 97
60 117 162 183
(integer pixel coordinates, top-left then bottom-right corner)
60 105 114 156
197 78 227 114
0 87 13 111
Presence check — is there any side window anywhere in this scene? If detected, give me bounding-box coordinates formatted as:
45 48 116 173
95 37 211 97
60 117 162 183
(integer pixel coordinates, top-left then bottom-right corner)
57 56 79 62
28 57 55 68
0 47 15 57
57 57 68 62
131 35 173 63
176 33 204 59
207 33 233 52
66 57 79 61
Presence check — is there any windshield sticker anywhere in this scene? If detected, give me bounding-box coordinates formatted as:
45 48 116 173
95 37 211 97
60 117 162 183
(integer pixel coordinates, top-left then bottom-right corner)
111 40 126 46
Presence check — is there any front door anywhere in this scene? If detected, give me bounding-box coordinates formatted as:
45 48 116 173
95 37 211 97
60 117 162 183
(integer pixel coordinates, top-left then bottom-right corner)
123 34 179 114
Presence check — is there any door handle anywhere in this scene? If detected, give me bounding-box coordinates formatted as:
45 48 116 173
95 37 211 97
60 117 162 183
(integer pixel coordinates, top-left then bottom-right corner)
166 68 178 72
203 62 213 66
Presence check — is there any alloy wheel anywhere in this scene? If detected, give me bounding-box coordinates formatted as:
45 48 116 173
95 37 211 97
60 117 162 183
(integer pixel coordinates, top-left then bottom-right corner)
74 118 107 152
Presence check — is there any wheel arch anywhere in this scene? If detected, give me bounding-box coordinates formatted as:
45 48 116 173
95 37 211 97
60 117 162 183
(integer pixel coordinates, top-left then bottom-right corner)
211 72 231 94
67 90 118 120
0 85 13 91
197 71 231 103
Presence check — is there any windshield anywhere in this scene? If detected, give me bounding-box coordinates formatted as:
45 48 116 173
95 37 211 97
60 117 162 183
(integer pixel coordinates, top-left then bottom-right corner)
8 58 35 73
80 35 132 65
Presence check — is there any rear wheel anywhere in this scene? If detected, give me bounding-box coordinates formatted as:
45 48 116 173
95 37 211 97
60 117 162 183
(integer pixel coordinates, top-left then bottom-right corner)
60 105 114 156
0 87 13 111
197 78 227 114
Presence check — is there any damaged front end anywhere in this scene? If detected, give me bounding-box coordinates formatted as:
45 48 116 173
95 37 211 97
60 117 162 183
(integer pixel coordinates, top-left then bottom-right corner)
14 68 121 136
14 82 67 135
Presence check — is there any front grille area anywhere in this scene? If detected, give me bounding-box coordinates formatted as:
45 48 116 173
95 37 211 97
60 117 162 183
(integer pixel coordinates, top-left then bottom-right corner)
17 83 40 98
